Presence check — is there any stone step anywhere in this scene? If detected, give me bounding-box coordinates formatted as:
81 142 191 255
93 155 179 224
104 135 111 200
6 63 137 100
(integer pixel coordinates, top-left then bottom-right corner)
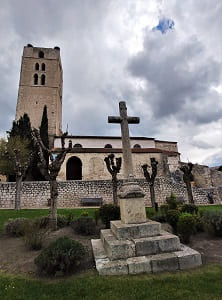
133 232 181 256
111 220 161 240
100 229 181 259
100 229 135 260
91 238 202 275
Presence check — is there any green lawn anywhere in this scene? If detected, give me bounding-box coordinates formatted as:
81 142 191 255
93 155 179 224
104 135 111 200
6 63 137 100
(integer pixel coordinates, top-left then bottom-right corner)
0 208 97 233
0 205 221 233
0 264 222 299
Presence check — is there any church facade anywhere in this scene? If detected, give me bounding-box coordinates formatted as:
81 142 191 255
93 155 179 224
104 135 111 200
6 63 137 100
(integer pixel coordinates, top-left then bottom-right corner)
15 45 180 181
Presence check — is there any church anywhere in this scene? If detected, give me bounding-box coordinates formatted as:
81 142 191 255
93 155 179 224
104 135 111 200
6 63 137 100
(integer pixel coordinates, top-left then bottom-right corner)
15 44 181 182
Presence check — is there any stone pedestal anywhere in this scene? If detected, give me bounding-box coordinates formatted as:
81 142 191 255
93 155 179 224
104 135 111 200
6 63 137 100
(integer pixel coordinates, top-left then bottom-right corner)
91 179 202 275
119 180 146 224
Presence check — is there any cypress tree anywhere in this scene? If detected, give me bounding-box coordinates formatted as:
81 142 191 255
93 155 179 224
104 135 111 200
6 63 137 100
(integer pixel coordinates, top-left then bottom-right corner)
40 105 49 149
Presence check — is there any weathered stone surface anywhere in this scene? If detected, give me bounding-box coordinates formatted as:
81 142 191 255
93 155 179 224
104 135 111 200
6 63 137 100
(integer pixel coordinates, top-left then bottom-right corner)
120 197 147 224
151 253 179 272
158 234 181 253
101 229 135 260
91 239 107 260
111 220 161 240
96 258 129 275
127 256 152 274
134 234 181 256
174 244 202 269
134 237 159 256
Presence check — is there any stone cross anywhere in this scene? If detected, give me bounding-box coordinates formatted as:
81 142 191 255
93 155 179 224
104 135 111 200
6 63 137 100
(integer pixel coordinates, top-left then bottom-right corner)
108 101 140 179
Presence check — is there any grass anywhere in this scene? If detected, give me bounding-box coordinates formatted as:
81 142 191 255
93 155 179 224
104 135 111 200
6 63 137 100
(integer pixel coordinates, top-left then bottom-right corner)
0 205 221 233
0 208 97 233
0 264 222 299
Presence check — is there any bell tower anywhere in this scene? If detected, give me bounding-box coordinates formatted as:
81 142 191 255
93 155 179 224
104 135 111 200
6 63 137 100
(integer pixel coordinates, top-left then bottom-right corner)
15 44 63 146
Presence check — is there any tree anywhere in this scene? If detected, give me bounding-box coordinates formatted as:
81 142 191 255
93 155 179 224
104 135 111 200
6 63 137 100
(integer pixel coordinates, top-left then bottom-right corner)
104 154 122 205
40 105 49 163
142 158 159 212
0 137 31 209
8 113 32 142
31 129 71 230
180 162 194 204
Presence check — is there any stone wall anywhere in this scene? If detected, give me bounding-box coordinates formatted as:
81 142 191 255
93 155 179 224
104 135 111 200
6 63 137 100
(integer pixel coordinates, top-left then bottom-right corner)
1 178 221 209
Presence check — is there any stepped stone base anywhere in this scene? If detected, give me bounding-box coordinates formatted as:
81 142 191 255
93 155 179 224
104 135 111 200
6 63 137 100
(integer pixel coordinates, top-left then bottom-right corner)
91 219 202 275
92 239 202 275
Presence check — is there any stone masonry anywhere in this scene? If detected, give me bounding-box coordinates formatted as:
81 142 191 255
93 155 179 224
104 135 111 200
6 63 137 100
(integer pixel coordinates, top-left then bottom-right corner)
0 177 221 209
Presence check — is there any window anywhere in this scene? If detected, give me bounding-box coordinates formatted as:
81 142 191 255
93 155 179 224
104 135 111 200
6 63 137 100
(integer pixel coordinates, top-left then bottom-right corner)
68 140 72 148
34 74 38 85
35 63 39 70
74 143 82 148
39 51 44 58
133 144 141 149
41 74 45 85
42 63 45 71
104 144 112 148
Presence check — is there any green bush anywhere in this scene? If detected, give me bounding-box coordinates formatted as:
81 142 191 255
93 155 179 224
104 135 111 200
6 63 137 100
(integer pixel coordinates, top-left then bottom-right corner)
166 209 181 233
98 204 120 228
160 204 169 215
71 216 96 235
34 216 50 229
151 214 166 223
193 215 204 233
57 214 68 228
34 236 85 276
4 218 29 237
166 193 178 209
23 220 48 250
177 213 196 244
203 210 222 237
181 204 198 215
66 212 75 225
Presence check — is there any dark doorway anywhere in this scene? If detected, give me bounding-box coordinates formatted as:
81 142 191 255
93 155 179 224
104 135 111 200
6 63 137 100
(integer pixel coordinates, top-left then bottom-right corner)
66 156 82 180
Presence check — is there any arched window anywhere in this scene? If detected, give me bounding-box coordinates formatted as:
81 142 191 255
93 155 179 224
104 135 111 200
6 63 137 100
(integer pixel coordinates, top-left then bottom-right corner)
41 74 45 85
42 63 45 71
68 140 72 148
35 63 39 70
104 144 112 148
74 143 82 148
133 144 141 149
34 74 38 85
39 51 44 58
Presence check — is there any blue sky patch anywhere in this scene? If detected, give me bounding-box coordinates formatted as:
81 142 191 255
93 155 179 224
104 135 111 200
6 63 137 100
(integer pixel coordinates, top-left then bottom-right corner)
153 18 175 34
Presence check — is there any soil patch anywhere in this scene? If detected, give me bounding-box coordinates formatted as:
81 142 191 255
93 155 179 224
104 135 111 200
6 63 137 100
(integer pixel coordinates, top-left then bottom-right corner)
0 228 221 277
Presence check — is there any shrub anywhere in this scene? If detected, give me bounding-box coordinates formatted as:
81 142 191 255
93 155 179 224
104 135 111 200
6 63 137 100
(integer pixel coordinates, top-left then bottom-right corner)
4 218 29 237
98 204 120 228
34 236 85 276
80 211 89 217
57 214 68 228
177 213 196 244
160 204 169 215
66 212 75 225
166 209 181 233
166 193 178 209
23 220 48 250
34 216 50 229
193 215 204 233
203 210 222 237
180 204 198 215
71 216 96 235
151 214 166 223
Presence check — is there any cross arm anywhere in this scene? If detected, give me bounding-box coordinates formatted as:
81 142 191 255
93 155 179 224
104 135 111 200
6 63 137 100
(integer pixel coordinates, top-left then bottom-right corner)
108 116 122 123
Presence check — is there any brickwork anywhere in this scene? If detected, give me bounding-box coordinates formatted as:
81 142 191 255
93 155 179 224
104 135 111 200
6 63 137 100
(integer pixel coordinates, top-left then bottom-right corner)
1 178 221 209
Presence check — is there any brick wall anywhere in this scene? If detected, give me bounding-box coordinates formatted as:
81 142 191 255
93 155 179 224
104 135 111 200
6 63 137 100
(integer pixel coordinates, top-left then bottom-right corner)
0 178 221 209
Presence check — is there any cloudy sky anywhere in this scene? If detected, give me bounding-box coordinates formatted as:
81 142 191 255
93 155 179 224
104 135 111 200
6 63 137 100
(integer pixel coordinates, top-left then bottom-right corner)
0 0 221 166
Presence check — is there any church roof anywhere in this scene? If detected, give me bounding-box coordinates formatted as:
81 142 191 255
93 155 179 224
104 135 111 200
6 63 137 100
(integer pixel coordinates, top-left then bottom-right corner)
53 147 179 156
